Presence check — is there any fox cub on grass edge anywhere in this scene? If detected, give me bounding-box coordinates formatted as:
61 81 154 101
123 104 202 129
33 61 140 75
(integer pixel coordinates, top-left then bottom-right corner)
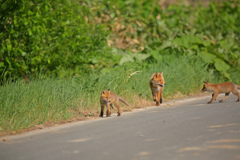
99 89 130 117
201 81 240 104
149 72 165 106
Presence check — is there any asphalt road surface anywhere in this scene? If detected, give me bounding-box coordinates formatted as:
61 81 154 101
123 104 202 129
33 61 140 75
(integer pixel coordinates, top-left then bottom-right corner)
1 95 240 160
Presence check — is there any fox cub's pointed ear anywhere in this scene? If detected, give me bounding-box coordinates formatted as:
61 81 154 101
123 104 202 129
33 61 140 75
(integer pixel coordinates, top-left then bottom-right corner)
101 91 105 95
160 72 163 75
107 88 110 91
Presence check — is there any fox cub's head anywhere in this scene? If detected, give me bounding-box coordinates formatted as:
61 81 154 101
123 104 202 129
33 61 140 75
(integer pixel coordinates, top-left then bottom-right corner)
152 72 165 87
101 89 111 103
201 81 211 92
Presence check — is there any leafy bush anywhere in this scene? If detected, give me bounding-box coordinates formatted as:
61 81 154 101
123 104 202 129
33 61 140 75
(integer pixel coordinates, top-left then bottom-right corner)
0 0 118 81
95 0 240 80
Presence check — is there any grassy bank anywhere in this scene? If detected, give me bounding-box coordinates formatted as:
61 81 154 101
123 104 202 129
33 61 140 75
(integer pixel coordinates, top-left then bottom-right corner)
1 55 237 135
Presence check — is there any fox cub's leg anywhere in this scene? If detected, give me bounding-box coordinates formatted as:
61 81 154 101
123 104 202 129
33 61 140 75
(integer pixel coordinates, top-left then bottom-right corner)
152 92 156 101
219 92 230 102
110 104 114 109
232 89 240 102
106 104 111 117
156 91 160 106
115 103 121 116
160 92 163 104
208 93 218 104
99 105 104 117
211 94 217 101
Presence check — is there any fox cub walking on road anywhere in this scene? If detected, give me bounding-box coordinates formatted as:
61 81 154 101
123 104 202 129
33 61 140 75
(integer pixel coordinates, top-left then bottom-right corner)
99 89 130 117
149 72 165 106
201 81 240 104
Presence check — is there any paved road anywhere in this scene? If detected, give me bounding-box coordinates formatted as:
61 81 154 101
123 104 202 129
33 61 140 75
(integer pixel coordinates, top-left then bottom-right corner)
0 95 240 160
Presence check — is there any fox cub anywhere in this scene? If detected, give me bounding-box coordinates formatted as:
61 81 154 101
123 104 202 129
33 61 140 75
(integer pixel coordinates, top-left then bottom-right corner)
99 89 130 117
201 81 240 104
149 72 165 106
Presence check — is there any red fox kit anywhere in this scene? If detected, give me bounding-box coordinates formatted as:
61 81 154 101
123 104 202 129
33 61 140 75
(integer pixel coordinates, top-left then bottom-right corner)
99 89 130 117
149 72 165 106
201 81 240 104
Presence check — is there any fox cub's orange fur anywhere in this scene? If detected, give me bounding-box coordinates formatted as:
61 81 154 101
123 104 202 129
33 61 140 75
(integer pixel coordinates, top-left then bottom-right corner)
149 72 165 106
99 89 130 117
201 81 240 104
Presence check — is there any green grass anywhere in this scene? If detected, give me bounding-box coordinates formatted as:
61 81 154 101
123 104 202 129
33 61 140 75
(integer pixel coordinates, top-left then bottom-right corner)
0 55 238 135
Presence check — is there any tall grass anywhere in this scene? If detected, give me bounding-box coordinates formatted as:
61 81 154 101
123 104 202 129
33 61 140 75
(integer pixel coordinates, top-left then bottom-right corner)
0 55 235 135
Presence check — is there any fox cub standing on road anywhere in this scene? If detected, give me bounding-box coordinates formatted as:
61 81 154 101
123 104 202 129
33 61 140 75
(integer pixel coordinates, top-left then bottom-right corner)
99 89 130 117
201 81 240 104
149 72 165 106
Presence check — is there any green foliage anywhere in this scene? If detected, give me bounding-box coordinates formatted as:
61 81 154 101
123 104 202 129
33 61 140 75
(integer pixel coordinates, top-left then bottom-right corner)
0 0 118 80
95 0 240 80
